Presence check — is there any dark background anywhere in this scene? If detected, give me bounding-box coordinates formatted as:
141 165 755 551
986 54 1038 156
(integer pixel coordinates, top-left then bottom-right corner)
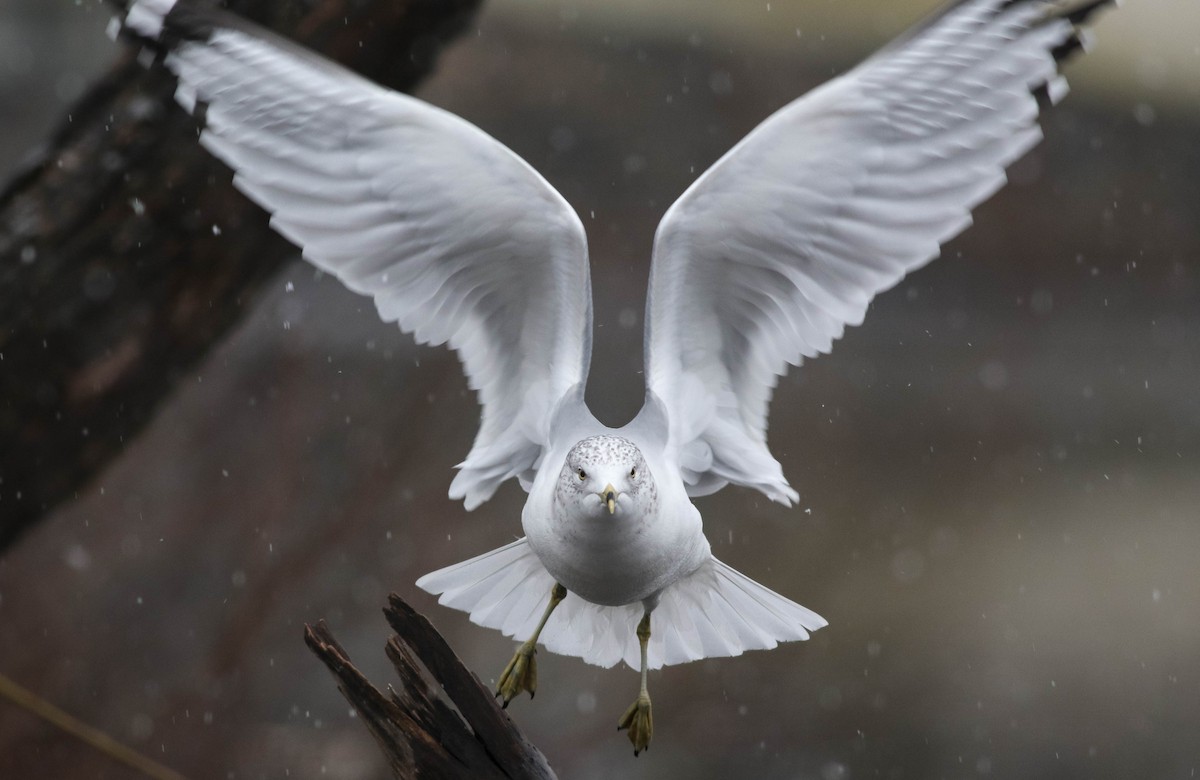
2 1 1198 778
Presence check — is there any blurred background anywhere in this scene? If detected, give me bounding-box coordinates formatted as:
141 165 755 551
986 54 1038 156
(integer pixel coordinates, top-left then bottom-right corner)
1 1 1198 778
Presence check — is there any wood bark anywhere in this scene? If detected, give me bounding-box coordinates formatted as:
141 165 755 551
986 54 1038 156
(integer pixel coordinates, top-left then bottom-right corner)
305 595 558 779
0 0 480 551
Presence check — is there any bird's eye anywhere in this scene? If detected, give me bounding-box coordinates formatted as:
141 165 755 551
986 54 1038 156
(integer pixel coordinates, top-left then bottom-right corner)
630 467 637 479
577 469 587 481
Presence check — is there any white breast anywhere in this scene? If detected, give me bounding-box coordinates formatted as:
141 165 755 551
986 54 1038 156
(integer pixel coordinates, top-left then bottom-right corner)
522 445 708 607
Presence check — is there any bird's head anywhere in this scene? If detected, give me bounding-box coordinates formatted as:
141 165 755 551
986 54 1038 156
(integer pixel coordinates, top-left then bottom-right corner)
557 435 653 520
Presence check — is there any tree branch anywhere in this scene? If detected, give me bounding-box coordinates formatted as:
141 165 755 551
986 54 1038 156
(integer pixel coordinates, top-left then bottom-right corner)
305 595 557 779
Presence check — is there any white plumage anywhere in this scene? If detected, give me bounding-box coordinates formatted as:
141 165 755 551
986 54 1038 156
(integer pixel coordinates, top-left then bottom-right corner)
123 13 593 511
418 538 825 669
113 0 1112 679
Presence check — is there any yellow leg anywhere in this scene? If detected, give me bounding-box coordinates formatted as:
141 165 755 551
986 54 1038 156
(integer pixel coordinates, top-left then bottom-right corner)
617 611 653 755
495 583 566 708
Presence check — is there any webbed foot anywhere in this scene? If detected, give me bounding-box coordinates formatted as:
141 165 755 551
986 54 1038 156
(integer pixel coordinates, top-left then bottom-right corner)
495 641 537 707
617 692 653 756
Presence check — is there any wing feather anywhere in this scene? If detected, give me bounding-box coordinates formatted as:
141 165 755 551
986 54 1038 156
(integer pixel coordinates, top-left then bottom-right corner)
117 1 593 508
643 0 1112 503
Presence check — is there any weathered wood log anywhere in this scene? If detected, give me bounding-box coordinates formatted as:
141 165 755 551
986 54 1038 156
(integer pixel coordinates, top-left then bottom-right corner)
305 595 558 779
0 0 480 551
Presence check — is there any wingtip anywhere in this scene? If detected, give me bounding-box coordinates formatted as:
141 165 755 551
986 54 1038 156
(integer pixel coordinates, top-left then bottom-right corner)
1050 0 1117 65
116 0 222 50
1063 0 1118 28
774 484 800 507
123 0 177 40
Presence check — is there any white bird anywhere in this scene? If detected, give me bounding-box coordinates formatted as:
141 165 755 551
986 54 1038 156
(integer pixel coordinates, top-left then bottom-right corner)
113 0 1113 754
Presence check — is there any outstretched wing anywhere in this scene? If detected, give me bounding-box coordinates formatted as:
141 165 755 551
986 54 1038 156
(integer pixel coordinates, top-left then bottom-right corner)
643 0 1112 503
115 0 592 509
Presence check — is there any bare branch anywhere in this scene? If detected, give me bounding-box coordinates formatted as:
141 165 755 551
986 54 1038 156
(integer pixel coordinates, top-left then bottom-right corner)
305 596 558 779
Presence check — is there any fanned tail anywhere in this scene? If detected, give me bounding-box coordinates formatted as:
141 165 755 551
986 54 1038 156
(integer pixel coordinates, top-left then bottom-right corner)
417 539 827 670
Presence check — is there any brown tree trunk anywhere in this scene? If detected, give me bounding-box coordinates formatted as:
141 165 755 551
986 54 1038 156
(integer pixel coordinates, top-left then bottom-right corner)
0 0 480 551
305 595 558 779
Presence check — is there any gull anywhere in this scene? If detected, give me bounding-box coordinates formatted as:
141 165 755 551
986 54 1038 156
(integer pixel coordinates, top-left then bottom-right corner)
113 0 1113 755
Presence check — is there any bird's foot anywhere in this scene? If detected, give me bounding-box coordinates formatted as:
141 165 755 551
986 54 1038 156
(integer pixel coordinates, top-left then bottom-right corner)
617 692 653 756
495 641 537 708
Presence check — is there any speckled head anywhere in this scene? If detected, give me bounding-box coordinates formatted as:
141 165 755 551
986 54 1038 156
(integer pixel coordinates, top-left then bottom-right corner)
556 435 656 520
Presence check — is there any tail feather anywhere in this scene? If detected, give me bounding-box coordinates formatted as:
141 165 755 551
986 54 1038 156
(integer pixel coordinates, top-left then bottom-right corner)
416 538 827 670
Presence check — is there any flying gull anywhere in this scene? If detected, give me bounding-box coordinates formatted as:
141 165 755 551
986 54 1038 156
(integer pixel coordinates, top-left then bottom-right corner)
112 0 1113 754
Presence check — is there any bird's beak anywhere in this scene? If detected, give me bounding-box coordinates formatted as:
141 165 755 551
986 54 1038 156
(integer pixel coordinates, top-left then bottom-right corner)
601 484 618 515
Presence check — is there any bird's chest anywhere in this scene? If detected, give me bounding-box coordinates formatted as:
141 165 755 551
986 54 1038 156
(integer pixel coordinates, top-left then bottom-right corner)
523 489 701 607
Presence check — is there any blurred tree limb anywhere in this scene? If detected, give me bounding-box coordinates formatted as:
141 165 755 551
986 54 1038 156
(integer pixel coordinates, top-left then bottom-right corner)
0 0 480 551
305 595 558 779
0 671 185 780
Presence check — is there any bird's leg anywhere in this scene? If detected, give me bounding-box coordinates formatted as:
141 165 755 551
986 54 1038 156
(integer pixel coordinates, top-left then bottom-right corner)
617 611 654 755
496 582 566 708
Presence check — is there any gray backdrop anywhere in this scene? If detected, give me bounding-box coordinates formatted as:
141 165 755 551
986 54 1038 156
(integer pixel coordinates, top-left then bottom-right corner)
1 2 1197 778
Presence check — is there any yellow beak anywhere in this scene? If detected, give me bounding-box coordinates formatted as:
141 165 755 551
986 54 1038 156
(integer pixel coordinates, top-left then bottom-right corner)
601 484 618 515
